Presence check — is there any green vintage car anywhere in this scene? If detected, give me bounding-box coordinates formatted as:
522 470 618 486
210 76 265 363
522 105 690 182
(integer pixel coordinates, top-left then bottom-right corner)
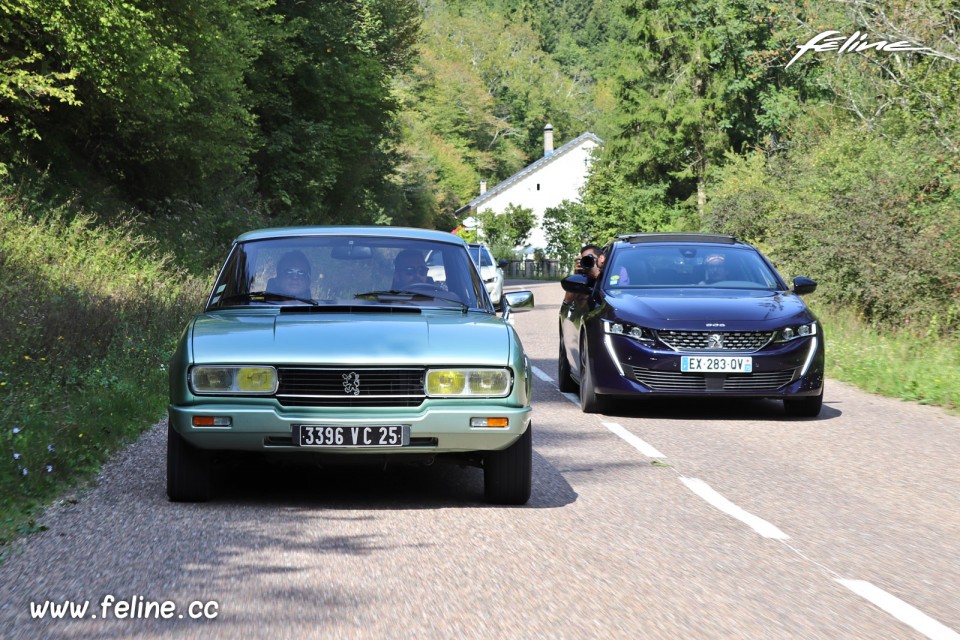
167 226 534 504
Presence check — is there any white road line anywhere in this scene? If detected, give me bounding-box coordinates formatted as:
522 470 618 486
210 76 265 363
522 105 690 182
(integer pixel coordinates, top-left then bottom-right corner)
680 477 790 540
602 422 666 459
836 580 960 640
561 392 579 405
531 366 553 383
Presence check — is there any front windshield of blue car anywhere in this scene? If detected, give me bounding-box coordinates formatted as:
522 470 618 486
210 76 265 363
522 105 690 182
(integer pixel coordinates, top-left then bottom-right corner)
604 245 784 291
207 235 488 310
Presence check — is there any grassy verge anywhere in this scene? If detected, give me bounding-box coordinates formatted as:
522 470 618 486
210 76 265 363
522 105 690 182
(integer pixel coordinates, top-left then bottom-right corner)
818 304 960 412
0 189 207 551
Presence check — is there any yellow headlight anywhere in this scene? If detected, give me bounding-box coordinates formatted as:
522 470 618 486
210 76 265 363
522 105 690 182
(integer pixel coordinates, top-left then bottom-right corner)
236 367 277 392
426 370 466 395
425 369 511 397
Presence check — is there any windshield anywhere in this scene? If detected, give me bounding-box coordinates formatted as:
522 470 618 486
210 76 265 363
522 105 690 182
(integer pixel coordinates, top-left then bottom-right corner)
469 245 495 268
604 245 785 291
207 235 488 310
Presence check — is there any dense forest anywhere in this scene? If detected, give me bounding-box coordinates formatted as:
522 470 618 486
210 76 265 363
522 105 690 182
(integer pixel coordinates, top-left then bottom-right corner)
1 0 958 541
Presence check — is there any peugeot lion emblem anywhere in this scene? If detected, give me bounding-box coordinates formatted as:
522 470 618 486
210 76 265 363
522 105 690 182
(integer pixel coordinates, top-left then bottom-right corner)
707 334 724 349
342 372 361 395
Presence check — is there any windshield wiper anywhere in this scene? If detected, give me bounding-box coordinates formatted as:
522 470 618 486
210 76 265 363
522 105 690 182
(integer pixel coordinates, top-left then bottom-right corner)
219 291 318 306
354 290 468 310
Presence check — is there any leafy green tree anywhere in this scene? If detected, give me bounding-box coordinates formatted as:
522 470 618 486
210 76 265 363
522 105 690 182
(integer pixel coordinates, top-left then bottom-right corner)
394 0 598 217
248 0 420 222
542 200 586 265
0 0 271 200
609 0 804 218
477 204 535 250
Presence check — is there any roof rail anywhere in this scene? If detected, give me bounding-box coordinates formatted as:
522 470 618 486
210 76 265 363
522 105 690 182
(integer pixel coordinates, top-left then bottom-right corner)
617 233 738 245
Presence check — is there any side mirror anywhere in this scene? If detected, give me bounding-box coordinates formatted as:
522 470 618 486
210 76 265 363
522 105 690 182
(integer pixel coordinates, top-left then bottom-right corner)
561 274 592 294
793 276 817 295
501 290 534 320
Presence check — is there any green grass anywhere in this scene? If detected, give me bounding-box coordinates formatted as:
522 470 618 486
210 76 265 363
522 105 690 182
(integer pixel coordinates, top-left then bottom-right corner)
0 185 208 553
818 305 960 412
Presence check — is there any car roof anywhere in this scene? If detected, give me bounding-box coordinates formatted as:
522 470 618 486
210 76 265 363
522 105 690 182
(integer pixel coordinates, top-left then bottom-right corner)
615 233 743 246
235 226 467 245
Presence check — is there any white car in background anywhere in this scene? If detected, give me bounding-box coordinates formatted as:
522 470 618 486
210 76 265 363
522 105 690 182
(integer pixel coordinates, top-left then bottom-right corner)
426 243 506 306
469 243 505 307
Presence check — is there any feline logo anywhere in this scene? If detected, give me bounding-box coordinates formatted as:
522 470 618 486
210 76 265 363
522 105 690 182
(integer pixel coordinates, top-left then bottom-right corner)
342 372 361 395
786 30 933 69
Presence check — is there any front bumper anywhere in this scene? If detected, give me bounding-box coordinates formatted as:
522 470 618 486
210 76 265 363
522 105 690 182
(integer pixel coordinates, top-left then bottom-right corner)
169 402 532 453
591 332 824 399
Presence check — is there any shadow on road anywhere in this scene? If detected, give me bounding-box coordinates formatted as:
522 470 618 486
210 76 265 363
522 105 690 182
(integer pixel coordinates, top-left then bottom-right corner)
210 448 577 510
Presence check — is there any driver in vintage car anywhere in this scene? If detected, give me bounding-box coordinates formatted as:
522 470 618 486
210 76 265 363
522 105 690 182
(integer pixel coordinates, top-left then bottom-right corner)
393 248 433 289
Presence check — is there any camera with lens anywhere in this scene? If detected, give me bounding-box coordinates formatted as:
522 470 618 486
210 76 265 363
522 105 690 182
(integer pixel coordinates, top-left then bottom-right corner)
579 254 596 270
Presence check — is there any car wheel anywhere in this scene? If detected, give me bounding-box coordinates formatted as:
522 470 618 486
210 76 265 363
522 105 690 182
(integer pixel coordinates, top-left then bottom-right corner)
579 337 609 414
558 339 577 393
167 422 211 502
784 391 823 417
483 425 532 505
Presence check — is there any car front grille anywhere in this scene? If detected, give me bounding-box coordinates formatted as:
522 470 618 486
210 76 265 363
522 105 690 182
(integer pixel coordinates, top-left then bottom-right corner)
629 367 797 391
276 367 425 408
656 330 775 353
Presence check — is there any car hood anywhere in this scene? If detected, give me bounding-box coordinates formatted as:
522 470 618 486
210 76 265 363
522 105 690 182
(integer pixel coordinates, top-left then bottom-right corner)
605 289 813 330
190 310 513 366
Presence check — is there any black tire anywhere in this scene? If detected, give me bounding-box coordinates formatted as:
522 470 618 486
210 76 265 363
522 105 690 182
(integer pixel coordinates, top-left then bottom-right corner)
784 391 823 417
579 337 609 414
167 422 212 502
483 425 532 505
558 338 577 393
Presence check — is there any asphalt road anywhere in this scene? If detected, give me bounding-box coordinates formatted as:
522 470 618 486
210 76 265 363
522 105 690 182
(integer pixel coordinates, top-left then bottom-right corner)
1 281 957 639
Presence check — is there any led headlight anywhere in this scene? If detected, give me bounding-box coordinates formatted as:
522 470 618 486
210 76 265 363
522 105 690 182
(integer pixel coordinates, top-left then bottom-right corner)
603 319 655 343
775 322 818 342
190 366 278 394
425 368 512 397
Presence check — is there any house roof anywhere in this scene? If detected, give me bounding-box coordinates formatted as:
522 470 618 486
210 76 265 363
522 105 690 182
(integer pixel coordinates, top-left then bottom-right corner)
454 132 603 216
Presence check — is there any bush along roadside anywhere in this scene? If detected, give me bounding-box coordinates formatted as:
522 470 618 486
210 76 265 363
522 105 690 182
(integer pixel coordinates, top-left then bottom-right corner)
0 198 207 551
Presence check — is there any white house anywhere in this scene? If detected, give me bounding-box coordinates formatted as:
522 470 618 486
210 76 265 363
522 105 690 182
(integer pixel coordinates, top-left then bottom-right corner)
455 124 603 253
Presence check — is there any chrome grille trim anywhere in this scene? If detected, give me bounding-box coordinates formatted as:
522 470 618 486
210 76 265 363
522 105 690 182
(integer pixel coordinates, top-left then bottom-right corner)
723 370 797 390
656 330 775 353
629 367 797 391
276 367 425 408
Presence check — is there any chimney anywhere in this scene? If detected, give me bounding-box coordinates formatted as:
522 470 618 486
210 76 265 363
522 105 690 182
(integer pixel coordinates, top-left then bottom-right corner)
480 180 487 195
543 123 554 157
